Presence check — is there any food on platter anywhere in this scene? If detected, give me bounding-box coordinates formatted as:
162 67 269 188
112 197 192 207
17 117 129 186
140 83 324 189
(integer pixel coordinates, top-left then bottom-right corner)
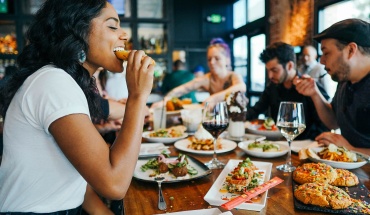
224 158 262 193
166 97 192 111
294 183 352 210
247 141 280 152
149 125 186 138
317 144 357 162
187 125 218 150
113 47 156 65
331 169 359 187
293 163 337 185
140 153 198 177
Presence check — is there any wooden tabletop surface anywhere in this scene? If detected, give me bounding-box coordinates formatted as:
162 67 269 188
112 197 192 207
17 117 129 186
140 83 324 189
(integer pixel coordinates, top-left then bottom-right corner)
124 139 370 215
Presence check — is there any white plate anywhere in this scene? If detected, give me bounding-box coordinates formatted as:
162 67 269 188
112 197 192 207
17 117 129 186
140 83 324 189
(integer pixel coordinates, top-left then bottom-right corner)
154 208 222 215
245 121 283 140
174 138 237 155
139 143 171 157
290 140 318 153
307 147 369 169
204 159 272 211
221 131 266 142
238 141 289 158
142 131 188 144
133 156 211 183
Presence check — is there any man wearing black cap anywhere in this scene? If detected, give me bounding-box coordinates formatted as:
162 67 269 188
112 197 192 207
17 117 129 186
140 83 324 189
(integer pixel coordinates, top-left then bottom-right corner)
294 18 370 155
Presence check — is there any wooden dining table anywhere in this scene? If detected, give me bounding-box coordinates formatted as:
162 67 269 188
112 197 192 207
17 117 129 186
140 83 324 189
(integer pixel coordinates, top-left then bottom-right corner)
124 137 370 215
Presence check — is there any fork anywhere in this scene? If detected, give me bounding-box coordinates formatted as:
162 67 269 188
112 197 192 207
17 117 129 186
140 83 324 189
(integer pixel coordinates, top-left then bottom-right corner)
154 176 167 210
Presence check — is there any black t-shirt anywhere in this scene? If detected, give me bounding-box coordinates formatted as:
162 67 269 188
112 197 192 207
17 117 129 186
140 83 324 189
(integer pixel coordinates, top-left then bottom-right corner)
246 83 330 140
332 74 370 148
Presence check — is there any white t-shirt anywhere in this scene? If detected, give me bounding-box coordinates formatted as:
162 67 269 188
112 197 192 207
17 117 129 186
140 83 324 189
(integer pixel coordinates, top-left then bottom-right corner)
0 65 89 212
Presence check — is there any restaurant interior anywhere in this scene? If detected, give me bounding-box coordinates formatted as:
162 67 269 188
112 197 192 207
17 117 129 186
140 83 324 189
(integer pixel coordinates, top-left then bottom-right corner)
0 0 369 215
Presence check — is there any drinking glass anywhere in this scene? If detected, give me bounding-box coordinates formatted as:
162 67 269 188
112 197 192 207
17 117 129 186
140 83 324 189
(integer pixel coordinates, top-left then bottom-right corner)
276 102 306 172
202 101 229 169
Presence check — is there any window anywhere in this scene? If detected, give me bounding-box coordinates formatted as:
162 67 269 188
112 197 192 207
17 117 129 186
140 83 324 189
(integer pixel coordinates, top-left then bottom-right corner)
137 0 163 19
233 0 246 29
233 36 248 80
318 0 370 33
247 0 265 22
250 34 266 92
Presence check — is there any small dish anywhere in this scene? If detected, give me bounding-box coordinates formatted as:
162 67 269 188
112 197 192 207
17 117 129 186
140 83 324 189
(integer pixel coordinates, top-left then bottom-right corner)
142 131 188 144
238 141 289 158
245 121 283 140
174 138 237 155
307 147 369 169
204 159 272 211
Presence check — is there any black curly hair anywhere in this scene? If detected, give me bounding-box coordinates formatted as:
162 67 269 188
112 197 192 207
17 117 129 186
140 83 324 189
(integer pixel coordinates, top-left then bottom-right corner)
0 0 107 119
259 42 296 68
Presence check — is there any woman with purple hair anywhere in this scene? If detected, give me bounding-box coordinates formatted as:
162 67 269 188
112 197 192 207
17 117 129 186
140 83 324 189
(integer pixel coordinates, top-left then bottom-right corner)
154 38 246 106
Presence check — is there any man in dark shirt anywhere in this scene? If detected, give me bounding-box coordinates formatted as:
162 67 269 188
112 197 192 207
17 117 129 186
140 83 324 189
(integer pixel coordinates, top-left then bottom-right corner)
246 42 329 140
294 18 370 155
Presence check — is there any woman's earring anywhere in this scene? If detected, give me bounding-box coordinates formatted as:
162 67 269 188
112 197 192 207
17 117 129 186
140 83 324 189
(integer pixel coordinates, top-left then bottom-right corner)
78 50 86 64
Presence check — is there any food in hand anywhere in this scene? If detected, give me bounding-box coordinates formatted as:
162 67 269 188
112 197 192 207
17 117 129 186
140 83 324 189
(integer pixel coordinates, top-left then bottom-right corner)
293 163 337 185
113 47 155 65
225 158 261 193
247 141 280 152
331 169 359 187
294 182 352 209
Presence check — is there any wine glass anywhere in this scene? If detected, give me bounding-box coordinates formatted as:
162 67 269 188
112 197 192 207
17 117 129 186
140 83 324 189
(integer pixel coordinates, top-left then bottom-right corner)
276 102 306 172
202 101 229 169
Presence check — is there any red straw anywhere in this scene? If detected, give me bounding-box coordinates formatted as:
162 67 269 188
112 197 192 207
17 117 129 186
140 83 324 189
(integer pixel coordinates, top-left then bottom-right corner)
221 177 284 210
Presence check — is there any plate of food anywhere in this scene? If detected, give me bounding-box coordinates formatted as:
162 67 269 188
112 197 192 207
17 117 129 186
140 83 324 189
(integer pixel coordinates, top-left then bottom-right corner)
174 138 237 155
245 118 283 140
133 154 212 183
305 144 369 169
238 140 289 158
142 126 188 144
204 158 272 211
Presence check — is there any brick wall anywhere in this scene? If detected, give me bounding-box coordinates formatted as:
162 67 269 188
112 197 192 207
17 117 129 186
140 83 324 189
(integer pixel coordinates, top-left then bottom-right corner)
269 0 314 46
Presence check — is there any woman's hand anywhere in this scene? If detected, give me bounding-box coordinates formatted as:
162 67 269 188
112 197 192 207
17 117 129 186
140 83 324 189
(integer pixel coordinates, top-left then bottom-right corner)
125 50 154 99
315 132 354 150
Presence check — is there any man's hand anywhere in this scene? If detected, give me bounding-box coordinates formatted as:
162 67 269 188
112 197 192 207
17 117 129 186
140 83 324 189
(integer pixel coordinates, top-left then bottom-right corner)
293 75 319 97
315 132 354 150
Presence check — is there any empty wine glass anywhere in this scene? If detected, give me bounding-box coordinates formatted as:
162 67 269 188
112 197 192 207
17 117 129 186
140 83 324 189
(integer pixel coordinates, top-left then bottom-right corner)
276 102 306 172
202 101 229 169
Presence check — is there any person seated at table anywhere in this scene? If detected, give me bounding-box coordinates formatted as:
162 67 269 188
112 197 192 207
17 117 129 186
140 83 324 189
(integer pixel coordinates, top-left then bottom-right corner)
298 45 337 100
152 38 246 107
192 64 206 78
293 18 370 155
161 59 197 103
246 42 330 140
0 1 154 214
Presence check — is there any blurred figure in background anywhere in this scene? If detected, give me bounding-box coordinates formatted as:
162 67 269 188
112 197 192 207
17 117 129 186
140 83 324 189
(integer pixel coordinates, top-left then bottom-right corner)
192 64 205 78
161 60 197 102
298 45 337 100
153 38 246 107
246 42 330 140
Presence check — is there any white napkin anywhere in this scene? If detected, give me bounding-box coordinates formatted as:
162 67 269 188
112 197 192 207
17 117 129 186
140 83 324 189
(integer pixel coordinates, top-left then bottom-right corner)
219 212 233 215
139 143 170 157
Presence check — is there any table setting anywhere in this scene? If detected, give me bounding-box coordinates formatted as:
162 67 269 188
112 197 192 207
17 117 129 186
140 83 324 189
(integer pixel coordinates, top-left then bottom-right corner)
132 99 370 215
